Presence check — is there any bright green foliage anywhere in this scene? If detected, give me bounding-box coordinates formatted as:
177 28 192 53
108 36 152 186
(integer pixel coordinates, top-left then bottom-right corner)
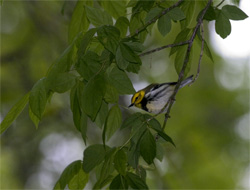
1 0 248 189
54 160 88 190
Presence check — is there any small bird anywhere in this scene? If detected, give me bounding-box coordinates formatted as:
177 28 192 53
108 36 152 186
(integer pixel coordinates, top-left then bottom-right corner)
129 75 193 114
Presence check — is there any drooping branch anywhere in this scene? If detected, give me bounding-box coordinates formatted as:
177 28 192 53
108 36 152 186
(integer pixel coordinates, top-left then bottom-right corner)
162 0 213 130
128 0 184 38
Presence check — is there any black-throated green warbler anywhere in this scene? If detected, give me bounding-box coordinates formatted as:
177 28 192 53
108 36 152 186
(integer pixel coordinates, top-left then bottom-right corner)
129 75 193 114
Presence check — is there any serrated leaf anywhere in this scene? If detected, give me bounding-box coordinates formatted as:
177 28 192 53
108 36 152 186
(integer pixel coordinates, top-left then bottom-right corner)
0 92 30 134
101 0 126 19
215 11 231 39
168 7 186 21
115 16 129 37
158 14 172 36
81 75 106 121
103 105 122 143
222 5 248 21
68 0 92 43
145 7 162 23
126 172 148 189
114 149 127 176
77 51 101 80
82 144 108 173
140 129 156 165
107 65 135 95
54 160 88 190
85 5 113 27
29 78 48 120
97 26 120 55
47 73 76 93
110 174 128 190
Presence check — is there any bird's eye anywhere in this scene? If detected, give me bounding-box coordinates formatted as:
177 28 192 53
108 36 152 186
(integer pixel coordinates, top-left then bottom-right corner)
135 97 138 100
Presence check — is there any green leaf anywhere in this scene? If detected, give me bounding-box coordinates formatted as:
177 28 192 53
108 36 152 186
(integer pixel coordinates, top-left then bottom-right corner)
126 62 141 74
174 45 190 77
180 1 196 29
100 0 126 19
29 78 48 120
123 41 144 53
81 74 106 121
54 160 88 190
215 11 231 39
127 141 140 168
195 35 214 62
77 51 101 80
106 64 135 95
203 6 217 21
94 148 116 189
103 105 122 143
116 45 130 70
71 81 88 143
121 112 143 130
157 14 172 36
76 28 97 58
110 174 128 190
168 7 186 21
68 0 92 43
97 25 120 55
95 101 109 128
104 83 119 103
222 5 248 20
169 28 192 56
136 165 146 182
140 129 156 165
145 7 162 23
47 73 76 93
156 141 164 161
85 5 113 27
82 144 108 173
126 172 148 190
29 106 40 129
114 149 127 176
150 123 175 147
0 92 30 134
115 17 130 37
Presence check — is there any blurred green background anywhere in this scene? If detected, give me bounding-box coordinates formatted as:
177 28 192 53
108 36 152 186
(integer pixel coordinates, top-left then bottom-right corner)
1 1 249 189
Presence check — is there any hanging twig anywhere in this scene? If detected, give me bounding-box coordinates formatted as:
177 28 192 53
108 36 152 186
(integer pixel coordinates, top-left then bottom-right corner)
162 0 213 130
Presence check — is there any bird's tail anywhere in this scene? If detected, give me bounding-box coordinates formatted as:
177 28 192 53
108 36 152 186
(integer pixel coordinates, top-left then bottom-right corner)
180 75 193 88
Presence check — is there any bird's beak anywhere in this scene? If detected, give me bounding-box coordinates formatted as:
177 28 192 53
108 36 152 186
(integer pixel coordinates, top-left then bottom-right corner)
128 103 134 108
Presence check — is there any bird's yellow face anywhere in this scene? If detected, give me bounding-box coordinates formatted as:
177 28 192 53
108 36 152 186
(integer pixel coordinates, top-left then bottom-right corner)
130 90 145 108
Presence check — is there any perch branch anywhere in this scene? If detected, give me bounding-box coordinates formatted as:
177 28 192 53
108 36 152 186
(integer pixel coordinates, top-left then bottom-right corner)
162 0 212 130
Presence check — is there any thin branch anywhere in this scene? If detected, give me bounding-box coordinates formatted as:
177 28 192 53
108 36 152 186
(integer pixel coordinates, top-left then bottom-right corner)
192 22 205 83
139 40 190 57
162 0 213 130
215 0 225 8
128 0 184 38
